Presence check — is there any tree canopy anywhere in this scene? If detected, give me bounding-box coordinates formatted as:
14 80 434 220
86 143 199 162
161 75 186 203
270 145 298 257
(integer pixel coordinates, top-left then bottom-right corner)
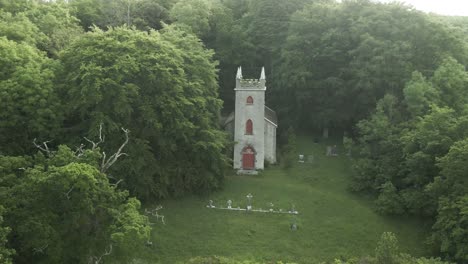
1 0 468 262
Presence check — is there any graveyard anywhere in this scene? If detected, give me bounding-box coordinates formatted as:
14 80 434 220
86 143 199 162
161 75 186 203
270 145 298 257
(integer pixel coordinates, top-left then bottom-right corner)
143 137 430 263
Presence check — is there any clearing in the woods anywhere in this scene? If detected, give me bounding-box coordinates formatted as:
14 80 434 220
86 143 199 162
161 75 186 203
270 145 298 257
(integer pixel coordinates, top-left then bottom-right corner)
143 136 430 263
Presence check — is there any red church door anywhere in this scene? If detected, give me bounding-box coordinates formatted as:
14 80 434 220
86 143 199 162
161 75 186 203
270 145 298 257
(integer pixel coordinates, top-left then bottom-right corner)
242 147 255 170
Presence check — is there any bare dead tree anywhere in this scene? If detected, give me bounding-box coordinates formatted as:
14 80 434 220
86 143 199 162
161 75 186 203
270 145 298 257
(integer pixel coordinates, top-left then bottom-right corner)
84 123 105 150
75 143 85 157
100 128 129 173
33 138 53 157
89 244 112 264
109 179 123 188
145 206 165 225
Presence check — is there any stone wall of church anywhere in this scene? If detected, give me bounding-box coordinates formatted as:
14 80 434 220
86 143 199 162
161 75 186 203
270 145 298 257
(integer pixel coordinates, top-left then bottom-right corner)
264 121 277 164
233 82 265 170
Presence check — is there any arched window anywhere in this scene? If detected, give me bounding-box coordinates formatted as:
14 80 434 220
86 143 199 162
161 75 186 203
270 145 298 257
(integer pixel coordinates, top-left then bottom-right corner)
245 119 253 135
246 96 253 105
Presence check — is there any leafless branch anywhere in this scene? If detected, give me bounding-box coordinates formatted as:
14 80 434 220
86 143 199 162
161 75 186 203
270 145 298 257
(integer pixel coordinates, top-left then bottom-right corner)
75 144 85 157
101 152 106 172
89 244 112 264
33 138 53 157
33 243 48 254
64 186 74 199
110 179 123 187
145 206 165 225
100 128 130 173
84 123 105 150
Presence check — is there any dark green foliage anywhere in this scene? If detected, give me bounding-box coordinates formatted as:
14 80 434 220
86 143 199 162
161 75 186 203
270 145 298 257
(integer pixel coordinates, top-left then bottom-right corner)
403 72 438 118
69 0 175 31
0 0 35 14
0 146 150 264
375 232 399 264
186 256 279 264
335 232 452 264
0 207 13 264
59 26 228 200
375 182 405 215
351 94 405 192
274 0 468 131
429 139 468 262
1 0 468 261
0 37 61 155
353 57 468 261
0 1 83 57
0 11 45 46
23 2 83 57
431 195 468 262
431 57 468 112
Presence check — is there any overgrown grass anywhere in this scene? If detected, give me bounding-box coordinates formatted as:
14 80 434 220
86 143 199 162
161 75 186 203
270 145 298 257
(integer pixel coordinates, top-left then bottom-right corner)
141 137 430 263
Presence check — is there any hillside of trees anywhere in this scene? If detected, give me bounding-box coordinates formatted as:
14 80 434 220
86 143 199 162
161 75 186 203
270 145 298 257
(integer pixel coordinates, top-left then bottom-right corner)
0 0 467 263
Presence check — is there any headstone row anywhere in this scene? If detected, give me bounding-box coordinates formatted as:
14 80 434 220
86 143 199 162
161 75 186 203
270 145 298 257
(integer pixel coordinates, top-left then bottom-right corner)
206 193 299 215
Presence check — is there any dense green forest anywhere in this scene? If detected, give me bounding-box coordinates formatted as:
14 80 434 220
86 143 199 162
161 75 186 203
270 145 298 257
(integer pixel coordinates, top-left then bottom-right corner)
0 0 467 263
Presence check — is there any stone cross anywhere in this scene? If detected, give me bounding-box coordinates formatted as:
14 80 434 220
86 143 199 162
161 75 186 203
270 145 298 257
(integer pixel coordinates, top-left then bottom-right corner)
246 193 253 205
246 193 253 210
298 154 304 163
208 200 215 208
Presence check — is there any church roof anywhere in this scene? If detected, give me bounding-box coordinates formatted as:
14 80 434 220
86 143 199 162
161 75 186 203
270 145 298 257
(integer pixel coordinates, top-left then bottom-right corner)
264 106 277 126
223 111 235 126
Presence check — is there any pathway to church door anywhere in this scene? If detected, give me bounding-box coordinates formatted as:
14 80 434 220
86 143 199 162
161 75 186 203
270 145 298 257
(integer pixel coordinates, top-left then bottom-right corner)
242 146 255 170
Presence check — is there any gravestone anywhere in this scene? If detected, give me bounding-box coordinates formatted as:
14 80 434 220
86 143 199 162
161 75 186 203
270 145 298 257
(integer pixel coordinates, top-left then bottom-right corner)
290 222 298 231
323 127 329 138
331 145 338 156
326 146 332 156
290 204 298 214
298 154 304 163
207 200 215 208
246 193 253 211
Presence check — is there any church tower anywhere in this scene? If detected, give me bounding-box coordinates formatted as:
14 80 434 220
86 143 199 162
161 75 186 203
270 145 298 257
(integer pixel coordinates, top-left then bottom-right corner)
233 67 267 171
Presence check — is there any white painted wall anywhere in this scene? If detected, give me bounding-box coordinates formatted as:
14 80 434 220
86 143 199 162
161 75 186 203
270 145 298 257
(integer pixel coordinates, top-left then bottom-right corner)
233 79 266 170
264 121 277 164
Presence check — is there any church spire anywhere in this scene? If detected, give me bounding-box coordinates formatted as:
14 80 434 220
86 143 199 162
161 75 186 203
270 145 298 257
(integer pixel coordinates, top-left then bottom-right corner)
260 67 265 80
236 66 243 79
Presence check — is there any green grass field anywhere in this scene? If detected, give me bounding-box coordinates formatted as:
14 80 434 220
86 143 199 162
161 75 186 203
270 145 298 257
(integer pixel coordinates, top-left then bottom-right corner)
142 137 430 263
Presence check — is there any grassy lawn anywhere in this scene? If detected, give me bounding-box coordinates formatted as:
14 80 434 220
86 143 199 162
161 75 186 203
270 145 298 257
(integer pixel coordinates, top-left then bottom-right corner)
142 137 430 263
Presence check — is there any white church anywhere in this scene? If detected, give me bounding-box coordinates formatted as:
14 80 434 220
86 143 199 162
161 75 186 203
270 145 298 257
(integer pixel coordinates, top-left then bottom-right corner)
224 67 277 173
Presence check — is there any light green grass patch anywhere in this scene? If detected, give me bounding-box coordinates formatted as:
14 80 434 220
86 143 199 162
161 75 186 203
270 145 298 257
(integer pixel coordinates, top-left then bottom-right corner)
142 137 430 263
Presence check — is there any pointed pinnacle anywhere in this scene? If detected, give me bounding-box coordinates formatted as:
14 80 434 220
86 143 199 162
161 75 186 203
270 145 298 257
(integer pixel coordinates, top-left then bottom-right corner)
236 66 243 79
260 67 266 80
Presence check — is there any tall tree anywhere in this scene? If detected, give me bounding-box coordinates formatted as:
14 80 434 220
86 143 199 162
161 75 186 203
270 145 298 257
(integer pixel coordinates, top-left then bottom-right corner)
58 26 228 200
24 1 83 57
70 0 176 31
0 143 150 264
275 0 468 132
0 207 13 264
0 37 61 155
